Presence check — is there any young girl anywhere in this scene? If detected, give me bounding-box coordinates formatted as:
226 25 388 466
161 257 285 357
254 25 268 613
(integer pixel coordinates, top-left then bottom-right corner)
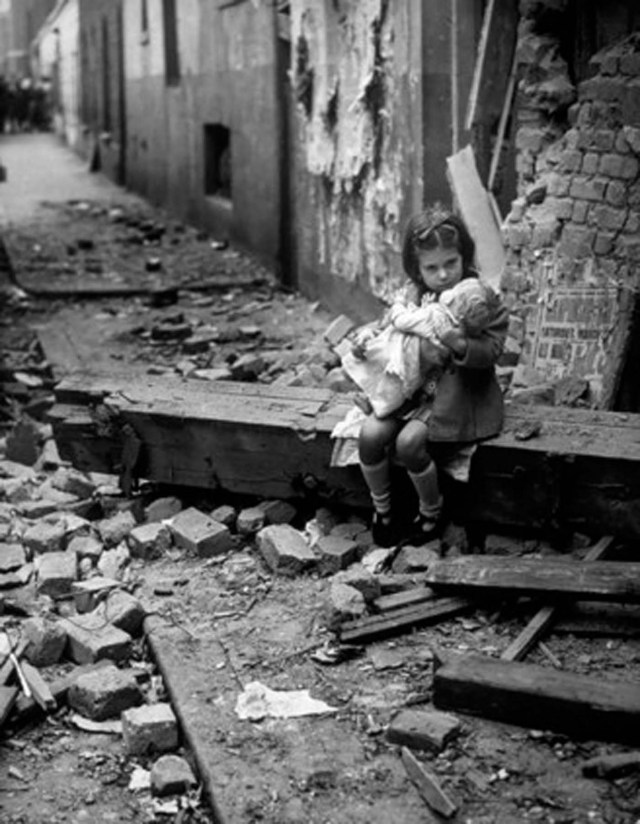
357 206 508 547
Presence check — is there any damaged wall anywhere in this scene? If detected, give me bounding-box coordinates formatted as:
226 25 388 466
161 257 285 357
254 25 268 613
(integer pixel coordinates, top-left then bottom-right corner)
290 0 424 318
501 1 640 406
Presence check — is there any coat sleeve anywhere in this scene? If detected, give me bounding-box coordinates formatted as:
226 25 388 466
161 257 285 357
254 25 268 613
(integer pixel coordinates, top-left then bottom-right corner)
452 301 508 370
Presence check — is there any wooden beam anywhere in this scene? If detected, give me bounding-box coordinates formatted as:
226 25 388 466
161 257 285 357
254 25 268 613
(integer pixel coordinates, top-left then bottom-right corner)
424 556 640 603
47 371 640 539
339 598 473 644
373 586 435 613
464 0 517 131
433 653 640 744
501 536 616 661
446 145 505 289
20 662 56 712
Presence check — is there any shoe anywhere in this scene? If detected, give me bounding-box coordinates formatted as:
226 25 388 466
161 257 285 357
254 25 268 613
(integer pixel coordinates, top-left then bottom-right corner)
371 511 397 548
406 510 443 545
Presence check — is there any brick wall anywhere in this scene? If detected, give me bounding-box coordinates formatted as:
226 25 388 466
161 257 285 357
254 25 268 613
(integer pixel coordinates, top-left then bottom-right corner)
501 21 640 406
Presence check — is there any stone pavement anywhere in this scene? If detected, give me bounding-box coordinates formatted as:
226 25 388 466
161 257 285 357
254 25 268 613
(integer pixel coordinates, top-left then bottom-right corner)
0 132 141 227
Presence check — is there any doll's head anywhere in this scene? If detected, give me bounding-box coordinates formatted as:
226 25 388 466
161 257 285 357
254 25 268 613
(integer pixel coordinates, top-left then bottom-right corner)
439 278 495 336
402 206 476 294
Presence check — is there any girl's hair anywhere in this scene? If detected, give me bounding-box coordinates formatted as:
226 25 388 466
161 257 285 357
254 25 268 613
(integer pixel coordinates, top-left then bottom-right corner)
401 207 476 289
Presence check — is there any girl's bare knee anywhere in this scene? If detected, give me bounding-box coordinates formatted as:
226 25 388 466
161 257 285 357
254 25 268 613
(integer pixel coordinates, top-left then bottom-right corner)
395 421 430 470
359 416 398 464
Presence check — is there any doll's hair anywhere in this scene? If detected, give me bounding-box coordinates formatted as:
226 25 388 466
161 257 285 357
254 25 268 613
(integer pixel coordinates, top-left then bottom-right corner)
401 207 476 289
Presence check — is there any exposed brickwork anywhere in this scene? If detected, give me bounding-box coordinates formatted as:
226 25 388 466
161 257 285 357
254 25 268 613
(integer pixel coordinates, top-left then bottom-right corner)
502 20 640 403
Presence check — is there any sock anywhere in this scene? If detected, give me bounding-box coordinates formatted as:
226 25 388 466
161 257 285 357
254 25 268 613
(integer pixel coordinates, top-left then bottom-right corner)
408 462 442 521
361 457 391 518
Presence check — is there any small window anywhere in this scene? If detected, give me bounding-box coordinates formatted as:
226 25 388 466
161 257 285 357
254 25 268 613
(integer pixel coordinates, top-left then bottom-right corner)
204 124 231 199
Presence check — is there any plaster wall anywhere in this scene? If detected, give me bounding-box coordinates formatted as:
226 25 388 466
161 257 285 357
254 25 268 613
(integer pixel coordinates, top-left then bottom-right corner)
122 0 280 263
290 0 424 318
36 0 80 147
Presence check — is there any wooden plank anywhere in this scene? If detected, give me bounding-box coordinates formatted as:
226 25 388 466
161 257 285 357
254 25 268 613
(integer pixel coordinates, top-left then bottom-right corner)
339 598 473 644
464 0 517 131
373 586 435 613
401 746 458 818
433 653 640 744
19 662 56 712
0 686 18 727
501 536 616 661
446 145 505 289
48 373 640 538
424 556 640 603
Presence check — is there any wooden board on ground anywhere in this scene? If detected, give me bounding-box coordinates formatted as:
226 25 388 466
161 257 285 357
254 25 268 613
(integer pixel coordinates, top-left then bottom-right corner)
339 598 473 644
47 369 640 539
433 652 640 744
423 556 640 603
0 686 18 727
501 536 615 661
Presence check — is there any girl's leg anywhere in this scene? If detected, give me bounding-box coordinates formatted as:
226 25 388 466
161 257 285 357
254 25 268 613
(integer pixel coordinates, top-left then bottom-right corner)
359 415 402 545
395 420 443 532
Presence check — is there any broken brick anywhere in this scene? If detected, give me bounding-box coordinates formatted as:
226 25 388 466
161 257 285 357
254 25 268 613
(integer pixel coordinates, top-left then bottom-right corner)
169 507 234 557
236 506 266 536
68 664 142 720
36 551 77 597
144 496 182 523
127 521 172 559
315 535 359 575
256 524 316 576
387 708 461 753
121 702 179 755
61 611 132 664
23 519 66 555
150 754 197 797
23 617 68 667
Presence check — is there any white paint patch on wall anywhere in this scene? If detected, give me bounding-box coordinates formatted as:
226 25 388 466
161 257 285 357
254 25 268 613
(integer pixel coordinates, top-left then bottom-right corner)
292 0 407 300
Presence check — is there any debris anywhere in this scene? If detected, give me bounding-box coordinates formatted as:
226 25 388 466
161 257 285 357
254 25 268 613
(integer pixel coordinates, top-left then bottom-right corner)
235 681 338 721
310 640 364 665
581 751 640 779
423 555 640 603
401 746 458 818
19 661 56 711
169 507 234 558
67 663 142 721
69 713 122 735
121 702 179 755
256 524 317 576
339 597 473 644
151 754 197 797
501 536 615 661
387 709 461 753
433 652 640 744
513 418 542 440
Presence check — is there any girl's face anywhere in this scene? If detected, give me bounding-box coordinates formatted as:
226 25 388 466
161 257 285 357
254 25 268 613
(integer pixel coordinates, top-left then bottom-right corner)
417 245 463 294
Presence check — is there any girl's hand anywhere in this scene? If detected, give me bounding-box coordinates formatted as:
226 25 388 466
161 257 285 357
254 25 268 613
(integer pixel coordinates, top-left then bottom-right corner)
351 326 377 359
439 327 468 358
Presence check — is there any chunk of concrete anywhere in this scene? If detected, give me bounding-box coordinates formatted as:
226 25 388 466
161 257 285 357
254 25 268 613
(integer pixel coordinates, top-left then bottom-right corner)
0 542 27 572
327 581 366 622
150 754 197 797
36 551 77 597
144 496 182 523
257 499 297 525
209 504 236 528
23 519 66 555
60 611 132 664
98 544 131 581
71 577 121 613
100 589 146 636
386 708 461 753
315 535 359 575
127 521 172 559
391 543 441 574
236 506 266 536
122 702 179 756
97 510 137 548
68 533 104 563
169 507 234 557
68 664 142 720
332 564 381 603
23 616 68 667
256 524 316 576
51 467 97 499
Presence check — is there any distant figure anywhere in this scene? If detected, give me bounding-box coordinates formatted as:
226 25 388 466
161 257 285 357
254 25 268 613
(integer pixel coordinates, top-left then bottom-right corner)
0 75 8 133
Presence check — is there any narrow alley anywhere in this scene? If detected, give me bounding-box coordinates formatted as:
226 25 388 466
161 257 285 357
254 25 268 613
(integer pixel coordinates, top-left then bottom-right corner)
1 2 640 824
